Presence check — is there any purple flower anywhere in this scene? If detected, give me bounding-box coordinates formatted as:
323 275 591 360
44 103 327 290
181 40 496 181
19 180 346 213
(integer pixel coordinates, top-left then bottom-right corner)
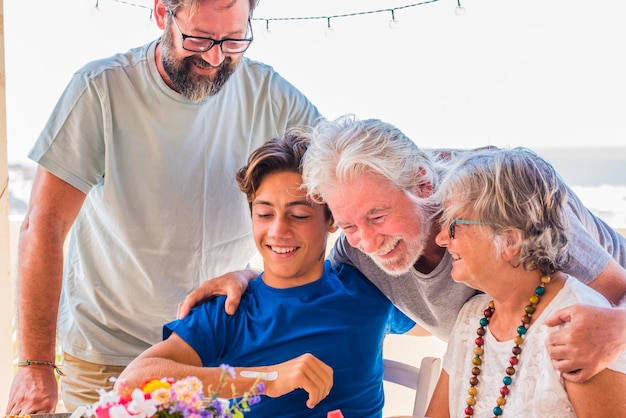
219 364 236 379
248 395 262 406
209 400 223 416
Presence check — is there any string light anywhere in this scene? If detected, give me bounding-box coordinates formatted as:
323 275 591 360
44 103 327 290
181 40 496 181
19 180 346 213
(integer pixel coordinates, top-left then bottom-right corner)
389 9 400 29
94 0 154 21
325 17 335 37
94 0 462 32
455 0 467 15
145 8 154 27
252 0 445 32
264 19 272 37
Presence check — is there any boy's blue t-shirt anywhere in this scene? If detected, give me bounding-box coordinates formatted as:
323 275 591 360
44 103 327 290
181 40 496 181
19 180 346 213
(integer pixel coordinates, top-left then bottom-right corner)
164 261 415 417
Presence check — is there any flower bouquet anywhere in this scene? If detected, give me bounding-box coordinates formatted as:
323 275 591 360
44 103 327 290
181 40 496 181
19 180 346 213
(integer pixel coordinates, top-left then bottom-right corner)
74 365 264 418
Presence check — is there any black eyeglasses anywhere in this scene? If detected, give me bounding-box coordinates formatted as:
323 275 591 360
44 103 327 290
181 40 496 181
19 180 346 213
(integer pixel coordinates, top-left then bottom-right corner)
448 219 489 239
168 8 253 54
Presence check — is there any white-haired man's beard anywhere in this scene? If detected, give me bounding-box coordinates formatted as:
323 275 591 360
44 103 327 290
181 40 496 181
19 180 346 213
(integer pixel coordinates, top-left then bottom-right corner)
365 218 432 276
160 30 237 103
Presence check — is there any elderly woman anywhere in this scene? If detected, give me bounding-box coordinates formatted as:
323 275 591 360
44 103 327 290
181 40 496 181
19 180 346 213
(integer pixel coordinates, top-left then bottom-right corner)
425 147 626 417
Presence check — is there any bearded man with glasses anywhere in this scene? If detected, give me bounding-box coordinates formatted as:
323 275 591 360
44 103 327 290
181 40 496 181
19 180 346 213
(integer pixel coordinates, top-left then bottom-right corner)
162 5 254 101
6 0 321 414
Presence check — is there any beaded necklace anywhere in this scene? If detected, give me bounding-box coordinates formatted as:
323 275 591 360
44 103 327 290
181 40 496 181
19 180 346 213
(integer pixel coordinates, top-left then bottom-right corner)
464 274 551 417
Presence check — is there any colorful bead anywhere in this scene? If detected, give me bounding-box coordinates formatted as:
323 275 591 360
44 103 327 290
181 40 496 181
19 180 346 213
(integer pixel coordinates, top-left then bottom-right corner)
463 274 550 416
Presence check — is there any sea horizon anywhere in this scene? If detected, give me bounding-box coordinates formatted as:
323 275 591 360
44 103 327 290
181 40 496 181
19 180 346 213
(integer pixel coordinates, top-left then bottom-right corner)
533 146 626 187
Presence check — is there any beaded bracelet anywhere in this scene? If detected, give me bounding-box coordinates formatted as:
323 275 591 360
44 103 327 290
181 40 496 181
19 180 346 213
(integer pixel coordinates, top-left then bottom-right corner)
17 360 66 376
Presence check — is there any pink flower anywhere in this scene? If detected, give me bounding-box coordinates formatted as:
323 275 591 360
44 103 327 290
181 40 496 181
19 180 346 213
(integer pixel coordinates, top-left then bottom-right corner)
84 371 262 418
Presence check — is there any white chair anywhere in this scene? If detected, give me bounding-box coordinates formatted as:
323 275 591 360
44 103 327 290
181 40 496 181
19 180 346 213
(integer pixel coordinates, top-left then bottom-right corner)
383 356 442 418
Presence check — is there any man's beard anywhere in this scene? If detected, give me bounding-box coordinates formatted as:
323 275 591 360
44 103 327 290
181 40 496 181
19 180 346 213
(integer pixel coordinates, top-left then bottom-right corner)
160 31 237 103
366 212 432 276
367 227 429 276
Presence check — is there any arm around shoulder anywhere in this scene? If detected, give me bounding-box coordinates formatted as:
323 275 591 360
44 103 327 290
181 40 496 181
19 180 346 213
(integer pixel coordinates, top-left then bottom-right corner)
545 304 626 382
543 259 626 382
177 269 259 318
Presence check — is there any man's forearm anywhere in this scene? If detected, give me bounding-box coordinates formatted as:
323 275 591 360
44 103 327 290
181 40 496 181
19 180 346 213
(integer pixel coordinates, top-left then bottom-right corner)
16 226 65 361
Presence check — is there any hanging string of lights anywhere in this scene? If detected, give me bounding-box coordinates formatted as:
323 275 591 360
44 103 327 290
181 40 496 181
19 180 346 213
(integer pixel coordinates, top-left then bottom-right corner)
252 0 455 33
95 0 466 29
93 0 155 19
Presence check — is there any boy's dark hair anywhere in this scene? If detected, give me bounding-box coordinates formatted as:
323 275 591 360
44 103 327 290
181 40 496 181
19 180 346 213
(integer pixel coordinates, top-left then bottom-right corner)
236 127 332 220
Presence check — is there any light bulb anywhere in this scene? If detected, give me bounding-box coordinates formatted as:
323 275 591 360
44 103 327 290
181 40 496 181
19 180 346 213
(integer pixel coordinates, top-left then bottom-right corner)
91 3 100 15
325 18 334 37
145 10 155 28
388 10 400 29
455 0 466 15
264 20 273 37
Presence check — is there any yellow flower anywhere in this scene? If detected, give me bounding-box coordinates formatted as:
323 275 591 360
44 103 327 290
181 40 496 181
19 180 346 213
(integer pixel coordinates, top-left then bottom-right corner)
142 379 171 394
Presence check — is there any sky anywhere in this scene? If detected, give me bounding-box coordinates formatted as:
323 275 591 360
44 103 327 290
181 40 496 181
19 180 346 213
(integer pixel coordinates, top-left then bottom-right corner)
3 0 626 165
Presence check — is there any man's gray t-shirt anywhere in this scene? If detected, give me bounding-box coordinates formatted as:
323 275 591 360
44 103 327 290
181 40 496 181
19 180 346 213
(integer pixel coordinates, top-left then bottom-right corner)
29 40 321 365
